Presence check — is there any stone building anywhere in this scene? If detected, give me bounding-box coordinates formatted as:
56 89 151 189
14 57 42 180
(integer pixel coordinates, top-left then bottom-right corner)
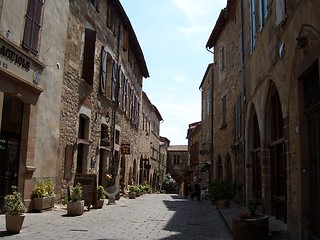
138 91 163 189
205 0 320 239
166 145 189 192
199 64 214 186
0 0 68 210
186 121 202 188
58 0 149 197
159 136 170 190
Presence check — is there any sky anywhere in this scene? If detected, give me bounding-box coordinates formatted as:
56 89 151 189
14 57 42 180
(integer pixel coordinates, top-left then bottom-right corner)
119 0 227 145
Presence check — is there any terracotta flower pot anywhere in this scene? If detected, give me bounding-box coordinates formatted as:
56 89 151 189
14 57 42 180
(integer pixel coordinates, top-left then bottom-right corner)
5 213 25 233
232 214 269 240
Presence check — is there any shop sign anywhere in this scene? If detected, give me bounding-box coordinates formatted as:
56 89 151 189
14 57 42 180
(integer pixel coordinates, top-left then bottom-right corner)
0 39 41 84
121 143 130 155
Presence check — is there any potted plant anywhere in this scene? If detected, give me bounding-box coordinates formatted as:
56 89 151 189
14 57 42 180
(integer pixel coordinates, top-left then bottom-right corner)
128 185 137 199
32 179 55 212
67 183 84 216
4 186 26 233
208 179 237 209
232 197 269 240
95 185 105 209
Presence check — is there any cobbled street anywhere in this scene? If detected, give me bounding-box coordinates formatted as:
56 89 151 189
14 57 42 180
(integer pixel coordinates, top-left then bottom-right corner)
0 194 231 240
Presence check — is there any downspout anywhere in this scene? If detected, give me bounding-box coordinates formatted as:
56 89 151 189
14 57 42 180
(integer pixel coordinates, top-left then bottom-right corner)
240 0 246 203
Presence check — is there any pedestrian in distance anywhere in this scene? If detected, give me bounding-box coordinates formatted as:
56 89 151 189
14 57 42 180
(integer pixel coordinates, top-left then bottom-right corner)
191 178 202 201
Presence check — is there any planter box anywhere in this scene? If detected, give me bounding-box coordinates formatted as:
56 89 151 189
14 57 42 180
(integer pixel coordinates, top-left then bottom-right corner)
5 213 25 233
232 215 269 240
33 197 54 212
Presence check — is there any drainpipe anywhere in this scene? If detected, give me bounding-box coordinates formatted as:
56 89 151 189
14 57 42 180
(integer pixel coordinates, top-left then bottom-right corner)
240 0 246 203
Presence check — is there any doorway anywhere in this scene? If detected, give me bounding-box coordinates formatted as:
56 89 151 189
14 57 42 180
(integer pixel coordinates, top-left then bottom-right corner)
0 94 23 207
304 64 320 239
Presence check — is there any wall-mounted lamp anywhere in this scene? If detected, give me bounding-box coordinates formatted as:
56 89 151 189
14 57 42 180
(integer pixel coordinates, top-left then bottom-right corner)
105 112 110 123
1 29 11 38
45 63 60 69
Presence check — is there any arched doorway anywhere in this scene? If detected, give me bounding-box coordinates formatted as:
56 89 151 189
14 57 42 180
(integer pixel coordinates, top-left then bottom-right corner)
225 154 232 182
266 82 286 222
302 61 320 237
248 106 262 198
216 155 223 180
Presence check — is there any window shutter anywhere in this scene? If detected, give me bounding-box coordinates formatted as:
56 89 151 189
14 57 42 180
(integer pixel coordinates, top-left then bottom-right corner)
82 28 96 85
22 0 43 55
123 30 129 51
275 0 286 26
100 46 107 93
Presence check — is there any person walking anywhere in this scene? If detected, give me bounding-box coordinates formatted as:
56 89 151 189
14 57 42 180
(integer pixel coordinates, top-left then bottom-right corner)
191 178 202 201
183 176 188 198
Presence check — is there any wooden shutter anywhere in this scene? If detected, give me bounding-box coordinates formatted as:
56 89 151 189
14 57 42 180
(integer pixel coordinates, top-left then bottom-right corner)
100 46 107 93
22 0 44 55
275 0 286 26
82 28 96 85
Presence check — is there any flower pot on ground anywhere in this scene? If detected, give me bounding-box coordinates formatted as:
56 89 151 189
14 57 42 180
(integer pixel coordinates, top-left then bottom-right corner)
232 197 269 240
32 179 55 212
67 183 84 216
128 185 138 199
208 179 238 209
94 185 106 209
4 186 26 234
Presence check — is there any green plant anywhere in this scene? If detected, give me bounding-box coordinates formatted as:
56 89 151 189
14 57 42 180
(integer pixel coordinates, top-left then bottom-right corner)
70 183 83 202
32 179 54 198
247 197 263 216
128 185 139 193
97 185 106 200
208 179 238 202
162 173 178 193
4 186 26 215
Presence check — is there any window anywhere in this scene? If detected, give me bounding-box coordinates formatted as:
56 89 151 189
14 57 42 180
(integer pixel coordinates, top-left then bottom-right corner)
82 28 96 85
221 95 227 127
173 155 180 165
220 46 226 70
100 46 107 94
111 61 118 101
100 124 110 147
78 114 89 140
249 0 256 53
234 94 242 140
89 0 100 12
259 0 268 30
122 77 128 112
275 0 286 26
22 0 44 55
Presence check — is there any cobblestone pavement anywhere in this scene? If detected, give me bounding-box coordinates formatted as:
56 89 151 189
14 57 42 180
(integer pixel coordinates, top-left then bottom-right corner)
0 194 232 240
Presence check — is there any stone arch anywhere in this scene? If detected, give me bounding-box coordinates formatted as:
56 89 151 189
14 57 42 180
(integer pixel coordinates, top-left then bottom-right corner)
224 153 232 182
216 155 223 180
289 24 320 238
265 80 287 222
247 103 262 198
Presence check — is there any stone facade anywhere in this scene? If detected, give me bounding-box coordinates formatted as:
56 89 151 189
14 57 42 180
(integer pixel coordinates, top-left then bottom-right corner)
58 0 150 197
139 91 163 190
0 0 68 210
205 0 320 239
166 145 189 192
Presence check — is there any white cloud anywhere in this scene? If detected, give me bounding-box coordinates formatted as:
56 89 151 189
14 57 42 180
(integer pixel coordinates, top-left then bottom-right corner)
174 73 188 83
